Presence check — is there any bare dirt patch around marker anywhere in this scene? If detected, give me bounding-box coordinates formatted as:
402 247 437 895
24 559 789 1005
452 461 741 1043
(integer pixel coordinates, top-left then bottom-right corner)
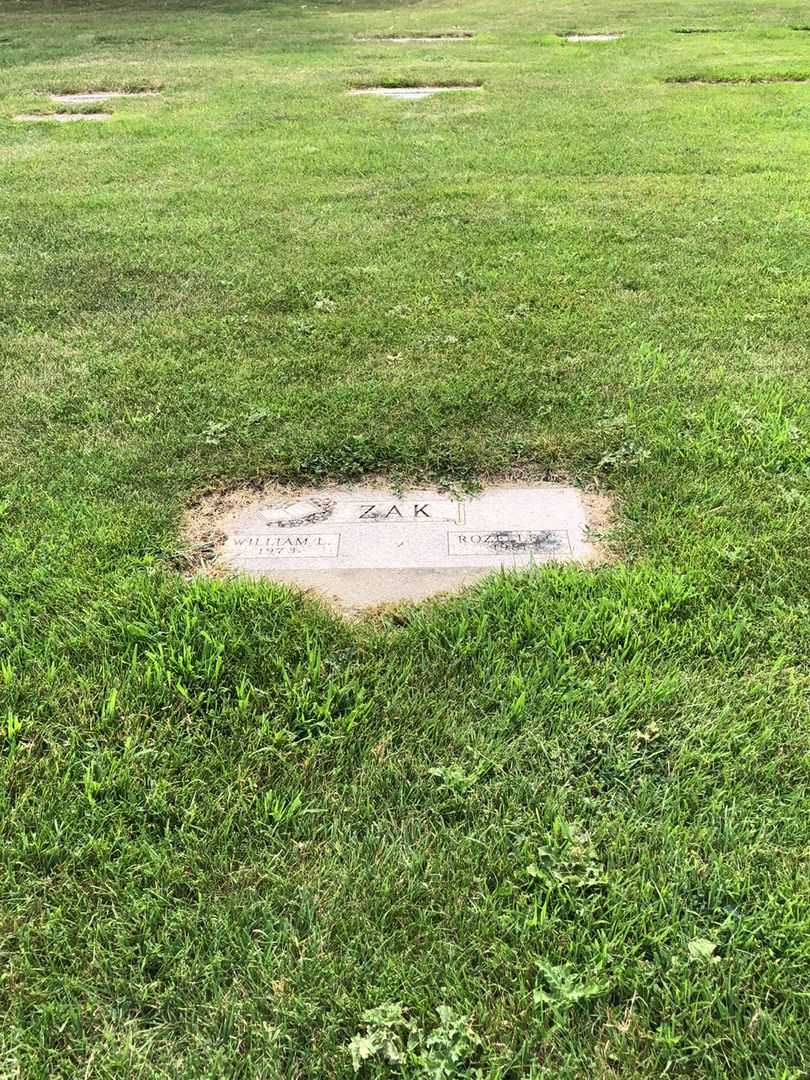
14 112 112 122
49 90 160 103
183 480 613 616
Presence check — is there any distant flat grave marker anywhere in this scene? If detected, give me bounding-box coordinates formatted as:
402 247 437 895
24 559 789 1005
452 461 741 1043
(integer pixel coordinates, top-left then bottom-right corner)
49 90 159 102
189 483 610 613
564 33 622 42
349 84 482 100
667 73 810 84
358 33 473 43
14 112 112 122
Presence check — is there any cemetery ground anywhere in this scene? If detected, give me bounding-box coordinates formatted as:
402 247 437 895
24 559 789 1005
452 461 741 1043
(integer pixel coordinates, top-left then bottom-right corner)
1 0 810 1075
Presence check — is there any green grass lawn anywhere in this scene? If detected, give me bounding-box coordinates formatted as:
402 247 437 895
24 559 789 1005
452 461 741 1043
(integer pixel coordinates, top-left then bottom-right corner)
2 0 810 1075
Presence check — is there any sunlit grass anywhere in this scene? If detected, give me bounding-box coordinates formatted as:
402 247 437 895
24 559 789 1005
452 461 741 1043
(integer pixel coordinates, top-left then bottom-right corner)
1 0 809 1075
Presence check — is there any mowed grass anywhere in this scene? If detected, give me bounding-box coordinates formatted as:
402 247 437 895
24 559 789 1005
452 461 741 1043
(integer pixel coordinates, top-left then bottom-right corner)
2 0 810 1076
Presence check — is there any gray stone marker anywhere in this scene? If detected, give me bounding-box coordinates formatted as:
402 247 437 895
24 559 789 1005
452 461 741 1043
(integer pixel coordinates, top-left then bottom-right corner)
564 33 622 41
49 91 159 102
217 484 605 611
367 35 473 42
349 85 482 100
14 112 112 122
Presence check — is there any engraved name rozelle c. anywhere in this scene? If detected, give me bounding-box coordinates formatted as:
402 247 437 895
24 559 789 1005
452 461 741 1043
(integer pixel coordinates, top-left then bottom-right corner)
448 530 569 555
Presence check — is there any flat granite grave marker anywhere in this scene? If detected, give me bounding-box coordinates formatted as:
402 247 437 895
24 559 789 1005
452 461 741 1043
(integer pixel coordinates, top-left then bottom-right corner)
49 91 159 103
14 112 112 122
193 483 609 613
564 33 622 41
349 85 482 100
358 34 474 43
